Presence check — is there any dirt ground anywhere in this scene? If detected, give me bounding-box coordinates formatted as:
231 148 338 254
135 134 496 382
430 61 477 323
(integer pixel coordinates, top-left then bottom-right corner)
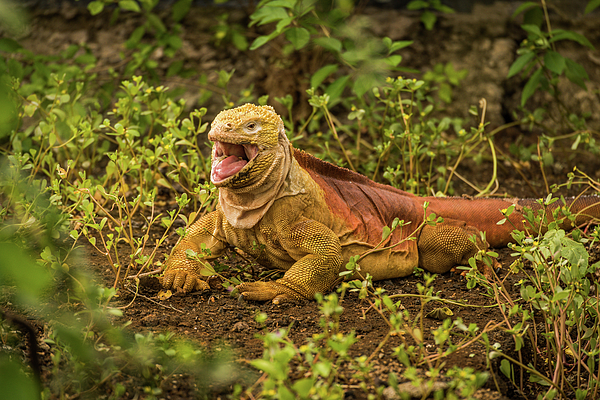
7 1 600 399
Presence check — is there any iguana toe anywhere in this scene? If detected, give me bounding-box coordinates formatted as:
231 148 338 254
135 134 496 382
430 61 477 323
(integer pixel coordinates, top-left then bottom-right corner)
236 281 304 303
160 269 209 293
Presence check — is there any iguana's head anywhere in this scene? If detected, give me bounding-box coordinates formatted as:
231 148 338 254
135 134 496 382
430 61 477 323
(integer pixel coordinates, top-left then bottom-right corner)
208 103 285 188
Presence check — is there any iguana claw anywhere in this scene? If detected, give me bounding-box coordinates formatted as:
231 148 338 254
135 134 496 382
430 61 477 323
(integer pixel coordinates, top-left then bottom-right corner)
236 281 304 304
159 269 209 293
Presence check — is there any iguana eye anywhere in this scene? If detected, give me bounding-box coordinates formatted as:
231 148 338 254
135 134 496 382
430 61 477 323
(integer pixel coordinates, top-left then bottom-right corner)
246 122 257 130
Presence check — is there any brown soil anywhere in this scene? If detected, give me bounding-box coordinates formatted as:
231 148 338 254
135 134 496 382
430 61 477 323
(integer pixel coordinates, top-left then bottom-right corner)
6 1 600 399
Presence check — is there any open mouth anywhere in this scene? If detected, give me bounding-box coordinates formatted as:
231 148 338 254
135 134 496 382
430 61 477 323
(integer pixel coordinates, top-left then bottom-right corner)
211 141 259 184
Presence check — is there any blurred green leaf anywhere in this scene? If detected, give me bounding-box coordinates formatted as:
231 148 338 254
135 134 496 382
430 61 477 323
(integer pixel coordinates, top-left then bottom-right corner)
119 0 141 13
511 1 539 19
521 67 543 106
311 64 338 89
585 0 600 14
544 51 565 75
0 242 52 307
87 1 104 15
0 355 39 400
172 0 192 22
285 27 310 50
421 10 436 30
565 58 588 89
550 29 595 50
0 38 22 52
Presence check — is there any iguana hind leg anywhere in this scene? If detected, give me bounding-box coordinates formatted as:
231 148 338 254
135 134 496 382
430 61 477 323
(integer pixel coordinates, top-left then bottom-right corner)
417 219 488 274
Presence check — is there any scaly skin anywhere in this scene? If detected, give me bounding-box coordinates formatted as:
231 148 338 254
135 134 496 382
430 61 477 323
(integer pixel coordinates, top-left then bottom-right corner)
160 104 600 303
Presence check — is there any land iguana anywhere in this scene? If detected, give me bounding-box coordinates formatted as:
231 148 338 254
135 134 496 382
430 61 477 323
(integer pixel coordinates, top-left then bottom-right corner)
159 103 600 303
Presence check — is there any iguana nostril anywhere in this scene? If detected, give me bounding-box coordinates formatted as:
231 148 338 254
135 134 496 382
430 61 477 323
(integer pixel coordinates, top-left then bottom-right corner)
224 122 233 130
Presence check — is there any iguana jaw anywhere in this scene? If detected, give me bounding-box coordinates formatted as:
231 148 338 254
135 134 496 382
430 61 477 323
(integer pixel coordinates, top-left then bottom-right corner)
210 140 260 186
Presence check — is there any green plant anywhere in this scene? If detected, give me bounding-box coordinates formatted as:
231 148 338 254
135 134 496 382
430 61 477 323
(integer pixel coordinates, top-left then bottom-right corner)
0 150 239 399
505 202 600 399
508 1 595 131
423 62 468 104
407 0 455 31
4 70 218 289
459 193 600 399
249 0 413 99
301 78 494 197
87 0 193 80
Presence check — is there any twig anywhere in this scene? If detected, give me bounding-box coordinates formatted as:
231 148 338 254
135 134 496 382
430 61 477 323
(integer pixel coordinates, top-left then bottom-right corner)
122 287 184 313
127 268 162 279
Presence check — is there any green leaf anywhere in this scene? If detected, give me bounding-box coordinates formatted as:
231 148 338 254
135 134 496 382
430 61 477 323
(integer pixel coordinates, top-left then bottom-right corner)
0 356 40 400
147 13 166 32
126 26 146 48
438 82 452 103
7 58 23 79
407 1 428 10
437 5 455 13
521 24 543 38
167 60 183 77
250 35 272 51
313 360 332 377
511 2 539 19
382 226 391 240
551 288 570 302
585 0 600 14
500 359 513 379
292 378 315 398
353 73 381 97
278 386 295 400
75 53 97 65
311 64 338 89
325 75 350 105
172 0 192 22
0 38 22 52
564 58 589 89
275 16 293 34
421 10 436 30
508 52 535 78
23 103 36 117
384 54 403 67
388 40 412 54
249 6 288 26
544 51 565 75
167 35 182 50
231 31 248 51
267 0 298 7
550 30 595 50
119 0 141 12
313 37 342 54
87 0 104 15
0 243 52 307
285 27 310 50
250 359 286 380
521 67 543 106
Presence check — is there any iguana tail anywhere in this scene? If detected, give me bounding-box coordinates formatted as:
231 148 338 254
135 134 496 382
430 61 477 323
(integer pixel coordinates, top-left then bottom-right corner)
421 195 600 248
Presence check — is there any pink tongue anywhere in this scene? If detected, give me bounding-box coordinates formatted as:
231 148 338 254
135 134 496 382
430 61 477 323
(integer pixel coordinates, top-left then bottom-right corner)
212 155 248 182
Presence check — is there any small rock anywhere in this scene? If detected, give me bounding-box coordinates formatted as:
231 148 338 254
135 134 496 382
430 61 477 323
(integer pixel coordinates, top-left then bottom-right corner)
383 381 448 400
231 321 249 332
141 313 159 327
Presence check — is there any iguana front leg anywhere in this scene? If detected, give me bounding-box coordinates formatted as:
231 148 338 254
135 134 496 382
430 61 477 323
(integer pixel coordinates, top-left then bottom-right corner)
160 210 227 292
237 218 342 303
